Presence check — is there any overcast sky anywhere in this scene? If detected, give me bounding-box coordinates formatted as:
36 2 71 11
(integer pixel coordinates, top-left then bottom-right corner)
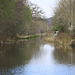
29 0 59 18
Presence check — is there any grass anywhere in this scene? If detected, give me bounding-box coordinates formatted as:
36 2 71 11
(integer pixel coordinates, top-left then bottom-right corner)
55 32 72 46
25 35 39 39
44 32 72 46
17 35 39 40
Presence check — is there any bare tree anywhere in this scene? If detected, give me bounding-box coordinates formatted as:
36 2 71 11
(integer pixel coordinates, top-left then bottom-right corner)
29 2 44 18
51 0 75 33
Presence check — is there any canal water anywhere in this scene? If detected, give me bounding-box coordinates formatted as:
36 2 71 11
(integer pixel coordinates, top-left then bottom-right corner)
0 38 75 75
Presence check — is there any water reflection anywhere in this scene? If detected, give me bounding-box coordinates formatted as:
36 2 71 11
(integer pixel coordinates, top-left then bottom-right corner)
0 38 75 75
24 44 55 75
23 44 75 75
0 38 43 75
29 44 54 65
54 46 75 65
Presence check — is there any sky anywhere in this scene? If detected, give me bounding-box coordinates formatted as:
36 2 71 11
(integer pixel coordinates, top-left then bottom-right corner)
29 0 59 18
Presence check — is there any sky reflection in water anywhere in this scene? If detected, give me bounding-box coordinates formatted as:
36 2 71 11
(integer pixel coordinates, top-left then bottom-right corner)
0 41 75 75
23 44 75 75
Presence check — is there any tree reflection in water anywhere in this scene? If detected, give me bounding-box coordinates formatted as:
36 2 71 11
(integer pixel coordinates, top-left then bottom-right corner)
0 38 75 75
54 45 75 65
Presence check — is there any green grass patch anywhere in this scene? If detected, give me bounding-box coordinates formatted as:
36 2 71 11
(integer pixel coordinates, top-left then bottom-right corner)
26 35 39 39
18 35 39 40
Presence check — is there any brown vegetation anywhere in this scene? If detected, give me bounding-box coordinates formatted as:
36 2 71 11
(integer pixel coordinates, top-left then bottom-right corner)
51 0 75 37
44 32 73 46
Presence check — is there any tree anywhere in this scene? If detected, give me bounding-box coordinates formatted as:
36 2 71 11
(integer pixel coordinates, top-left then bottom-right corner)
51 0 75 33
29 3 44 18
0 0 32 41
13 0 32 36
0 0 15 41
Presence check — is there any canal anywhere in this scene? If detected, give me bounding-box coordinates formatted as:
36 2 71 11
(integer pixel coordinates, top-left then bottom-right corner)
0 38 75 75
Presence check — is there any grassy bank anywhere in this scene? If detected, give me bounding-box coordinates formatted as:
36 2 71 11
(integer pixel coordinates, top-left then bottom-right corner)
17 33 46 39
17 35 39 40
44 32 74 47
